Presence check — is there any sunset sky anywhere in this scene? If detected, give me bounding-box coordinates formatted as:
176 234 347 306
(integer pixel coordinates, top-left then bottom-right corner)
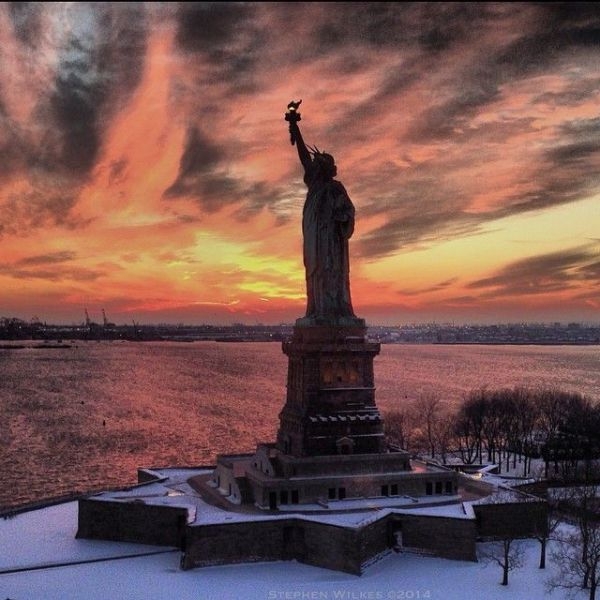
0 2 599 326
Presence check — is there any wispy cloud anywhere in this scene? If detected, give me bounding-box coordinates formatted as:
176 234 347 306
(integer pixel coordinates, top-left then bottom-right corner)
0 2 598 323
467 246 600 297
15 251 76 266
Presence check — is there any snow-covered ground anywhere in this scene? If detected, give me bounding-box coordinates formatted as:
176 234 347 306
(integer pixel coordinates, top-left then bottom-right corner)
0 500 583 600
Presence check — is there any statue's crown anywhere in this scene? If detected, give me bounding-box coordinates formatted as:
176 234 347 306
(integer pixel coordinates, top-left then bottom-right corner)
308 145 335 166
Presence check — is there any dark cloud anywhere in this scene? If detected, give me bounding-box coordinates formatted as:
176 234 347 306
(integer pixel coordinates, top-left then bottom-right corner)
354 170 482 259
8 2 43 46
0 265 104 282
313 3 411 50
176 2 254 50
403 3 600 144
364 111 600 261
0 3 149 238
164 126 288 216
173 2 493 95
491 3 600 79
416 3 492 53
0 192 82 238
2 3 148 181
44 3 147 175
176 214 201 224
169 126 223 180
534 77 600 107
492 117 600 220
309 5 533 145
439 294 480 306
325 67 423 141
550 140 600 166
232 182 290 223
16 251 76 267
358 209 481 260
108 159 128 185
0 102 28 181
312 2 492 53
558 116 600 139
406 79 500 143
467 247 598 297
163 126 234 209
398 278 459 297
174 2 262 89
48 66 103 174
0 250 104 282
579 260 600 279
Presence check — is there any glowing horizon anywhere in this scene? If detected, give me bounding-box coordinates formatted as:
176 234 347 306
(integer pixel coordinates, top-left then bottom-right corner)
0 3 599 326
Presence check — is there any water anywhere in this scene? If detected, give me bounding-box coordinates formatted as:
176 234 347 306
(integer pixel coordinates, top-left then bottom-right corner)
1 340 598 510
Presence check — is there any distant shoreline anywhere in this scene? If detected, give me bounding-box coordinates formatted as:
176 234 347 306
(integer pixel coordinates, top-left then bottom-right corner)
3 320 599 345
0 339 598 347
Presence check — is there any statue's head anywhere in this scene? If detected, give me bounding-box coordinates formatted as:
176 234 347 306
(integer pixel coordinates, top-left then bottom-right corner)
311 150 337 179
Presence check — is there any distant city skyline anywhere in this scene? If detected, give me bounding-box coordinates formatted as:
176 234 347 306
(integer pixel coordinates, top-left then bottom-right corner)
1 3 599 326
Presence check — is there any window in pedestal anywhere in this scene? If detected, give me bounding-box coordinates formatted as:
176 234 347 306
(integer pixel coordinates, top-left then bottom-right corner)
321 359 360 386
322 360 334 385
348 360 360 384
336 437 354 455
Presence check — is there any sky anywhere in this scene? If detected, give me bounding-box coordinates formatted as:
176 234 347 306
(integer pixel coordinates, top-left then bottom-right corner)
0 2 599 326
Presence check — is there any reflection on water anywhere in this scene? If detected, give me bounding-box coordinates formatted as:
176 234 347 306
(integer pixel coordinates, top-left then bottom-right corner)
0 340 598 509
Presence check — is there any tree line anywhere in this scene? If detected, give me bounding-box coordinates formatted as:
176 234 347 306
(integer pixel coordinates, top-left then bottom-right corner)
384 386 600 481
383 387 600 598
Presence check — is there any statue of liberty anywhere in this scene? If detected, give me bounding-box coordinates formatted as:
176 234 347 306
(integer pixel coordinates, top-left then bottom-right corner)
285 100 358 324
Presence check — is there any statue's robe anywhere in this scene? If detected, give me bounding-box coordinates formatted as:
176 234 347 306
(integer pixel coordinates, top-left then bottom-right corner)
302 173 356 321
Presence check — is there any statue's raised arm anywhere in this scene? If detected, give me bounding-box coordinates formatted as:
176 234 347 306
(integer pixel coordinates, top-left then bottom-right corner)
285 100 312 174
284 100 360 326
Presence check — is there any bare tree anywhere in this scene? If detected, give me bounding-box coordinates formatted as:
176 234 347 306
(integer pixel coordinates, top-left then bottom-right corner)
548 523 600 600
384 406 415 451
548 484 600 600
421 392 442 459
512 387 539 476
538 388 596 480
537 388 569 478
481 391 502 466
455 393 484 464
495 389 520 475
535 502 560 569
454 410 478 464
478 536 525 586
434 410 455 465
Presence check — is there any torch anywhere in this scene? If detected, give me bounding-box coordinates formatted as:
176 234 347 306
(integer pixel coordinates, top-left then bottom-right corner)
285 99 302 145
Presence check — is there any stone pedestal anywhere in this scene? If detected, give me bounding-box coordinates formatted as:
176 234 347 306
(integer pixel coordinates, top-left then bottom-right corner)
276 322 385 457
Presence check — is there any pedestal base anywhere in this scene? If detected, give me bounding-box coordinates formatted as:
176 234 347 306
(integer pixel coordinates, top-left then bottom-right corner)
277 320 383 457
